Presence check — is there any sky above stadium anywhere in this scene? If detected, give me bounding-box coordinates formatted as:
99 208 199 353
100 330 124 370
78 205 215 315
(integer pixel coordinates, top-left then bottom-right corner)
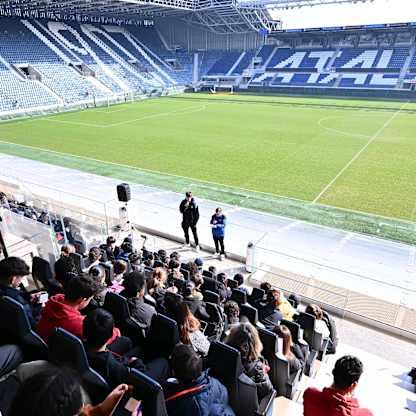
270 0 416 29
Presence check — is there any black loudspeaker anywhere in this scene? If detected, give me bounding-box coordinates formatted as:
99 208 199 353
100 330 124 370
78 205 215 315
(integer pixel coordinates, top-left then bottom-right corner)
117 183 131 202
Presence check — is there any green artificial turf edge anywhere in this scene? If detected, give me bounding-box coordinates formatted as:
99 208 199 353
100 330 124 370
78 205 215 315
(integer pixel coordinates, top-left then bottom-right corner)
0 140 415 246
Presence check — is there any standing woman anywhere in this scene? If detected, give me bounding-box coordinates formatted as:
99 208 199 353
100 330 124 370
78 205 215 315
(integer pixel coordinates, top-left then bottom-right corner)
210 207 227 259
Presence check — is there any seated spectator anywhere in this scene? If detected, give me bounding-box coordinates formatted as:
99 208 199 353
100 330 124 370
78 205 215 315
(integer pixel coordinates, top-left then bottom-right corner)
183 282 209 322
54 244 77 286
88 266 107 307
107 260 127 294
305 304 330 339
121 271 156 330
84 309 169 389
225 322 273 401
268 289 296 321
304 355 374 416
9 367 130 416
233 273 252 296
208 265 217 278
164 344 235 416
0 257 41 328
167 300 210 356
224 300 240 329
194 257 204 271
273 325 302 375
116 240 133 262
37 276 127 355
189 274 204 300
288 293 301 310
147 267 168 304
170 251 180 261
260 282 272 296
84 247 102 270
101 236 119 262
129 252 142 272
168 259 184 280
216 273 229 302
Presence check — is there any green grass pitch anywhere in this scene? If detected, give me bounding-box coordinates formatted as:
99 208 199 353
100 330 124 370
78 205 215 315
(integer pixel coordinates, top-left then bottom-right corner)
0 92 415 242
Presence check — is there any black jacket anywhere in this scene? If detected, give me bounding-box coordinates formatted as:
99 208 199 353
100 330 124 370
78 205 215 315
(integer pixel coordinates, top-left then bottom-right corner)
180 198 200 226
127 297 156 329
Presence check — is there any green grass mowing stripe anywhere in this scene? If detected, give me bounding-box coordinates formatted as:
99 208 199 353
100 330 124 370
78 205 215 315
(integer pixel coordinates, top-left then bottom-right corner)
0 140 415 246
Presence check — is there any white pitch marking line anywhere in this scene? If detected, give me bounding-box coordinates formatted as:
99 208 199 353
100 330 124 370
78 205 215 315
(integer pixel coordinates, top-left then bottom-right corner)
312 101 408 204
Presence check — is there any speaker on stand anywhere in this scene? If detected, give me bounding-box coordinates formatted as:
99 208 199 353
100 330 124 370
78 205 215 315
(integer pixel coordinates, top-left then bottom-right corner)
116 183 140 252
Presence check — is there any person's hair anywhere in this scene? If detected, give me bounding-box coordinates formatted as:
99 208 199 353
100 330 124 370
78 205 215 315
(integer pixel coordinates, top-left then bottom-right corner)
169 302 200 344
157 249 167 259
113 260 127 276
0 257 30 285
215 207 222 214
83 308 114 349
185 191 192 198
306 304 323 320
224 300 240 321
288 293 301 309
152 267 167 285
260 282 272 293
267 289 283 306
120 241 133 254
88 247 101 262
216 272 226 284
9 368 83 416
168 259 180 270
60 244 75 256
332 355 364 390
273 325 294 359
208 265 217 276
64 276 97 302
188 262 199 278
106 236 116 245
88 265 105 281
171 344 202 383
129 252 141 264
170 251 180 260
233 273 244 286
225 322 263 363
123 271 146 298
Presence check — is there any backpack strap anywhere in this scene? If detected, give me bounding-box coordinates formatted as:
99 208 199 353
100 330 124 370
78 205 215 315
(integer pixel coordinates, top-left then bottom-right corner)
165 384 207 402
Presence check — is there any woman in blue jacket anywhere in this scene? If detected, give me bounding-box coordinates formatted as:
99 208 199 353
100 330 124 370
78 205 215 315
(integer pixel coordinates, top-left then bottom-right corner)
210 207 227 259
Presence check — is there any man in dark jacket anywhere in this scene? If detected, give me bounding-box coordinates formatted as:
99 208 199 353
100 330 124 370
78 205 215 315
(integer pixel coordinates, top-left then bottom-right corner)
179 192 200 251
304 355 373 416
0 257 41 328
83 308 169 389
121 271 156 330
164 344 235 416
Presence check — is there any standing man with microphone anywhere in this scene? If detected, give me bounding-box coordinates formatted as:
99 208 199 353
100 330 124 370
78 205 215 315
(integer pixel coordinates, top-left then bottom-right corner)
179 191 200 251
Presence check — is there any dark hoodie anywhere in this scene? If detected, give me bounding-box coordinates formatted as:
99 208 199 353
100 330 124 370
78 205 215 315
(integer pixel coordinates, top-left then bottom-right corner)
304 387 374 416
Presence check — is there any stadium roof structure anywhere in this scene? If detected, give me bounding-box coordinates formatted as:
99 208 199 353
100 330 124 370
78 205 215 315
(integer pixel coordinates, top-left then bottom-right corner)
0 0 372 33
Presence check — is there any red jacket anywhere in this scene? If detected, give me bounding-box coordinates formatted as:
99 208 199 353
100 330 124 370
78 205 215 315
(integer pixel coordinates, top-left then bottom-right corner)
37 294 120 344
304 387 374 416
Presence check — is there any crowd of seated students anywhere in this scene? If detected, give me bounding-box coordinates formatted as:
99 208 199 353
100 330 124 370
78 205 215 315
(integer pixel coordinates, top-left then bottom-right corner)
0 231 375 416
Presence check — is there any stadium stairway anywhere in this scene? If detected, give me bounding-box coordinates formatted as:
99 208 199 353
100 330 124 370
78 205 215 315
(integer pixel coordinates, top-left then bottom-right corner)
49 22 129 93
124 31 177 85
81 24 157 91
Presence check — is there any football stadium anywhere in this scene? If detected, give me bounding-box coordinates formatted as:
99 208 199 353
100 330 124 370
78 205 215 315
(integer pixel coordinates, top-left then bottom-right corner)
0 0 415 414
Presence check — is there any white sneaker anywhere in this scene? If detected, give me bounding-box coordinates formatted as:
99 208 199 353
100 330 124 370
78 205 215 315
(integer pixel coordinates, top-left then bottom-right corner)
182 243 191 249
220 254 225 261
195 245 200 252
